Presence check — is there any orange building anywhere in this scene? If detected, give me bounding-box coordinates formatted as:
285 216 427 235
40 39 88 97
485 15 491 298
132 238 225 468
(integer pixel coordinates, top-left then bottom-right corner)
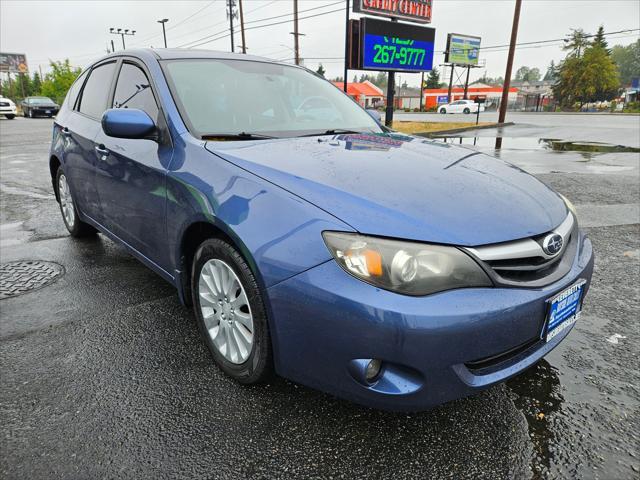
331 81 385 108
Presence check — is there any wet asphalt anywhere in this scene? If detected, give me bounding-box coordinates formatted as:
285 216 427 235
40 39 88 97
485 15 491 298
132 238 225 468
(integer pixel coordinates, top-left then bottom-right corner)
1 115 638 479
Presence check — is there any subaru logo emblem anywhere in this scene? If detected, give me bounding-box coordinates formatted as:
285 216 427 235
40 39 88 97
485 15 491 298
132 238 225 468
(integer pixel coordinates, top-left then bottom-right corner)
542 233 563 256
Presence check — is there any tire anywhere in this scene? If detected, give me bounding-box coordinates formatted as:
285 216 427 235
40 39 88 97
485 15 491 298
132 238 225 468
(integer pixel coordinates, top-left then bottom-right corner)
463 108 471 114
5 114 15 119
55 168 97 237
192 238 273 384
439 108 447 114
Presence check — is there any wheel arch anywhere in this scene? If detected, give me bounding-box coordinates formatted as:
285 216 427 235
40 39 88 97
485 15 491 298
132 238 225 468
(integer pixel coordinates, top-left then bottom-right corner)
50 155 62 201
177 218 281 364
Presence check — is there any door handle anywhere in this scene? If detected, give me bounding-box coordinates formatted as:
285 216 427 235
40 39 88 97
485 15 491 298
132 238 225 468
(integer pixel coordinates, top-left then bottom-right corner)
95 145 110 157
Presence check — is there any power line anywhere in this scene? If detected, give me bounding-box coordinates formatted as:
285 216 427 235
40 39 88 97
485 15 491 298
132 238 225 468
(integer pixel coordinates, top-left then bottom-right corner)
177 1 342 48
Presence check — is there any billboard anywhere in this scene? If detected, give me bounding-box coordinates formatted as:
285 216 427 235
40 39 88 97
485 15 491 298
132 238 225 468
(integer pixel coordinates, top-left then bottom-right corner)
445 34 481 65
353 0 432 24
360 17 435 73
0 52 28 73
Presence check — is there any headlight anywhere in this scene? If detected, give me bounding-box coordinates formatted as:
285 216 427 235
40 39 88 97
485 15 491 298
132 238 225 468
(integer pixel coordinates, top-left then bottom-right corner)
559 194 577 217
322 232 492 296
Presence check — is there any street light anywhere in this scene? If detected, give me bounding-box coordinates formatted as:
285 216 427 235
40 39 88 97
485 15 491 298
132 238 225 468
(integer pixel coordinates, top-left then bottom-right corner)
109 27 136 50
157 18 169 48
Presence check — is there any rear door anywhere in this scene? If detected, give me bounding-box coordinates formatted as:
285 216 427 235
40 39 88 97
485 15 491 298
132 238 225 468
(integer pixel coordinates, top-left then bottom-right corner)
93 59 173 271
61 61 117 221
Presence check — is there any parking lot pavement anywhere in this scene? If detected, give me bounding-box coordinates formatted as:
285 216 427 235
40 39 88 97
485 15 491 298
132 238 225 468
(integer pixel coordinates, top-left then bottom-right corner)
1 116 639 479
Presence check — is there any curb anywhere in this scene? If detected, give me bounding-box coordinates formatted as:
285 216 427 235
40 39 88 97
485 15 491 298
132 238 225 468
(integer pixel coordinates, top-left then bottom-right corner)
413 122 515 137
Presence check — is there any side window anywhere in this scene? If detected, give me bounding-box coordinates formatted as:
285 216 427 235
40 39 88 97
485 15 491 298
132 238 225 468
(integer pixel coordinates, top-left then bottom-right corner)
112 63 158 120
63 70 88 110
79 61 117 119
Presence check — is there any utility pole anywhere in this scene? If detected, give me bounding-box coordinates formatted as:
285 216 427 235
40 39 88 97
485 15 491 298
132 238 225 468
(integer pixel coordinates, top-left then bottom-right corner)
238 0 246 53
157 19 169 48
419 71 425 111
227 0 236 53
110 28 136 49
293 0 300 65
496 0 522 149
384 17 399 128
343 0 349 92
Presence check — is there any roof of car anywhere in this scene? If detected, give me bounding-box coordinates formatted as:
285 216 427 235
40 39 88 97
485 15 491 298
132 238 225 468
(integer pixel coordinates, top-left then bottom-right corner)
98 48 283 65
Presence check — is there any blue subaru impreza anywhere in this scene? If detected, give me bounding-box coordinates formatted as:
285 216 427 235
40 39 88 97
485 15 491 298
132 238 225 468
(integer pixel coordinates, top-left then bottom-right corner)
49 49 593 410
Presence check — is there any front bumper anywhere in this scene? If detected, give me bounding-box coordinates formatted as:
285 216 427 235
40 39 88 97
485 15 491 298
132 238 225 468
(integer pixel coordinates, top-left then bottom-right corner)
267 231 594 411
0 106 17 115
29 107 59 116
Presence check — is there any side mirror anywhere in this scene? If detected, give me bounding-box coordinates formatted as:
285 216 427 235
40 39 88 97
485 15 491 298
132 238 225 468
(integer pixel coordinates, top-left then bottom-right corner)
101 108 157 140
366 108 382 124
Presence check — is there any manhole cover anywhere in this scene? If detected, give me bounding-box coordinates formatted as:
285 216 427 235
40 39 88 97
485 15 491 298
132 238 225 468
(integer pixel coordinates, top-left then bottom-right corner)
0 261 64 299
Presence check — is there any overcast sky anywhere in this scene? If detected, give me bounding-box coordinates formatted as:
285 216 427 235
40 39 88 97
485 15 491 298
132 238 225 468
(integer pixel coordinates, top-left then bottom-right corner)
1 0 638 86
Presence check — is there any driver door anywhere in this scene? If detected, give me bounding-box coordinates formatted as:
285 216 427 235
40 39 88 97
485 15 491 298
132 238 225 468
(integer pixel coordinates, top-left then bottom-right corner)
93 60 173 272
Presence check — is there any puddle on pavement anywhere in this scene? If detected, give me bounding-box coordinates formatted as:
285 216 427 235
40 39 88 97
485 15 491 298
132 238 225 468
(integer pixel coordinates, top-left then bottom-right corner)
506 360 563 479
435 136 640 154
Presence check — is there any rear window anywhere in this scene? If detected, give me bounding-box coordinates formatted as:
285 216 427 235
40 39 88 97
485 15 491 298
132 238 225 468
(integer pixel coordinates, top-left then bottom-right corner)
79 61 117 119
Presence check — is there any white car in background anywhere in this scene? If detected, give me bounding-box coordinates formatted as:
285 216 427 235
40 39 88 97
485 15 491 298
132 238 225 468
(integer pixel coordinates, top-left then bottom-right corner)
0 96 17 119
438 99 484 114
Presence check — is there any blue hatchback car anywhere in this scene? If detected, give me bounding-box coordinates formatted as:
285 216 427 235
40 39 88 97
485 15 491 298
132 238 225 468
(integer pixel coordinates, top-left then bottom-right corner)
49 49 594 411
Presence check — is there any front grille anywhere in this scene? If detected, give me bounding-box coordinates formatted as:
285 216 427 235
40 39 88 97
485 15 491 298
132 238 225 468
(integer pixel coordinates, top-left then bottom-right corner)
464 213 578 288
0 102 9 107
485 234 572 283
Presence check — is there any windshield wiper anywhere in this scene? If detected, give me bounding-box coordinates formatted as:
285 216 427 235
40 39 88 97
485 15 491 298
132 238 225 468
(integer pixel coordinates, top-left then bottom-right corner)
297 129 374 137
202 132 277 141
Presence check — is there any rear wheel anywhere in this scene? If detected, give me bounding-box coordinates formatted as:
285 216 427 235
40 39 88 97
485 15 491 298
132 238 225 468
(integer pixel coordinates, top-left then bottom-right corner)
463 107 471 114
192 238 273 384
55 168 97 237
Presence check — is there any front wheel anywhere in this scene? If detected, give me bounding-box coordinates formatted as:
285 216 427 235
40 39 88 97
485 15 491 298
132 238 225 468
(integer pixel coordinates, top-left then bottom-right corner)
28 109 34 118
463 108 471 114
439 108 447 114
192 238 273 384
5 114 15 119
55 168 97 237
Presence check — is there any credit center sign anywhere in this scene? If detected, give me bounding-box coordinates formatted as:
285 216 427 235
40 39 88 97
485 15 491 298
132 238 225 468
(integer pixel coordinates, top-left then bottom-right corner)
353 0 433 24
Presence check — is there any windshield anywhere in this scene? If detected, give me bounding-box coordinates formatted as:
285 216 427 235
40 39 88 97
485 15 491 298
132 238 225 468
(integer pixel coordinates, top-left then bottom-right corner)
30 97 55 104
162 59 383 138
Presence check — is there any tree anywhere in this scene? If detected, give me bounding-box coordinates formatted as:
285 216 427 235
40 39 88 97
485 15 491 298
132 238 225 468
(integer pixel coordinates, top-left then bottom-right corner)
424 68 441 89
592 25 609 53
554 42 619 106
563 28 590 58
30 72 42 96
611 40 640 86
315 63 326 78
515 66 541 82
40 59 82 104
543 61 557 81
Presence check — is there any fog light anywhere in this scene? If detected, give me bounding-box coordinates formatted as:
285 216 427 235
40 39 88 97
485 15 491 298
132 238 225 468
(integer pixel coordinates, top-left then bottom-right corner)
365 359 382 383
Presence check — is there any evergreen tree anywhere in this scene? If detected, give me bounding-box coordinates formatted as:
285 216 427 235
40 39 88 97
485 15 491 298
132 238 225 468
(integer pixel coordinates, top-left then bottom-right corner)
315 63 326 78
543 61 557 81
425 68 441 89
592 25 609 53
563 28 590 58
31 72 42 95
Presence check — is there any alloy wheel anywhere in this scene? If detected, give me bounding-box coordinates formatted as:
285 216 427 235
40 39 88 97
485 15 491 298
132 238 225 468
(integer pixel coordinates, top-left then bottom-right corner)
58 174 75 228
198 259 254 364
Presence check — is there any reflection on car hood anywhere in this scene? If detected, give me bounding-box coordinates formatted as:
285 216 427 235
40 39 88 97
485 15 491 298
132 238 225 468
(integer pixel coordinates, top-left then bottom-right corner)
205 133 567 246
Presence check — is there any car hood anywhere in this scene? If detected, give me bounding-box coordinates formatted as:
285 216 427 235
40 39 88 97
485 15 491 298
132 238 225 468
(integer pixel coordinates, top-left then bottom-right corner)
205 133 567 246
